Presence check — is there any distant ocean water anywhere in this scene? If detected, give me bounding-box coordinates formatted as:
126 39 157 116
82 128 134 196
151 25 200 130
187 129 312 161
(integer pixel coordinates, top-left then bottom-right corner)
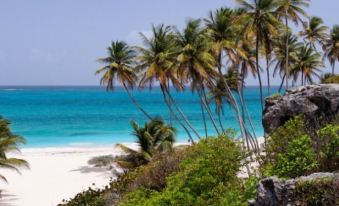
0 86 278 148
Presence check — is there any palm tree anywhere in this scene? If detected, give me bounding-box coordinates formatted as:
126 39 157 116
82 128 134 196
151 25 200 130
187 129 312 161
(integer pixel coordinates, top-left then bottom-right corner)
292 44 324 85
137 24 200 142
96 41 152 120
236 0 280 111
273 32 301 92
175 19 221 135
0 117 29 182
205 7 259 155
323 25 339 74
300 16 328 49
115 117 175 169
276 0 310 90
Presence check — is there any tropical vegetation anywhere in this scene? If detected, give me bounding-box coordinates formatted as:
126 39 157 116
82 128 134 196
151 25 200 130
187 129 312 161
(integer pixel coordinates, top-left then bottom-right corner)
0 117 28 183
60 0 339 205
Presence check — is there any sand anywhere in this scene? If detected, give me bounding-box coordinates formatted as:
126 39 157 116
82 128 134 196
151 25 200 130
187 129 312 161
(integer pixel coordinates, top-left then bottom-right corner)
0 138 264 206
0 144 135 206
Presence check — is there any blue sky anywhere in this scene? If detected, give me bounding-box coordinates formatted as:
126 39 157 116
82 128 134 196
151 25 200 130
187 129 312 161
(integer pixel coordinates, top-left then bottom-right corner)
0 0 338 86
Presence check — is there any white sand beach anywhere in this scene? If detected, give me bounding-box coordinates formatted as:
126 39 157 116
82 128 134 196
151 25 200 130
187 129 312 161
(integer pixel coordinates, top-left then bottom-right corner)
0 145 134 206
0 138 264 206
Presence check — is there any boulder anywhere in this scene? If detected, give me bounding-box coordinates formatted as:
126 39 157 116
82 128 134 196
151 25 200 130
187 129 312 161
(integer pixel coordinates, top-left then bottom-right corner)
249 173 338 206
263 84 339 134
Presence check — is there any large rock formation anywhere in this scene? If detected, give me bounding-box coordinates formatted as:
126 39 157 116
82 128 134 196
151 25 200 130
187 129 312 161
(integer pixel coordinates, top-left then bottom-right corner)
263 84 339 134
248 173 338 206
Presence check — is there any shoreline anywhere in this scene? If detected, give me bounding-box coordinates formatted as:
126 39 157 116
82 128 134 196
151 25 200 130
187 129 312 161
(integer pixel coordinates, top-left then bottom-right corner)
0 138 264 206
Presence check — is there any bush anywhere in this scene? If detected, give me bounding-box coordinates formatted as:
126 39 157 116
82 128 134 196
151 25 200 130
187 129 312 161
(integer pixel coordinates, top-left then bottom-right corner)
88 155 114 168
118 136 251 206
273 135 318 178
321 73 339 84
294 175 339 205
262 116 339 178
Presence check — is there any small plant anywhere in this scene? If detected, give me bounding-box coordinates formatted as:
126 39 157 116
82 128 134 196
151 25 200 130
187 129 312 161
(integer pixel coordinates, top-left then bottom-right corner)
88 155 114 168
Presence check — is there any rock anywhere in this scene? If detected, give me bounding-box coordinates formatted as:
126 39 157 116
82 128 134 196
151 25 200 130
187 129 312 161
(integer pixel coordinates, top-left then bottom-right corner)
263 84 339 134
249 173 338 206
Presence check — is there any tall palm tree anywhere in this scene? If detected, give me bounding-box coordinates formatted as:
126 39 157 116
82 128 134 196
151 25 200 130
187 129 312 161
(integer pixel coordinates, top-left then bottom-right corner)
175 19 221 135
205 7 259 155
0 117 29 182
137 24 200 142
236 0 280 111
96 41 152 120
292 44 324 85
300 16 328 49
115 117 175 169
323 25 339 74
276 0 310 90
273 32 301 92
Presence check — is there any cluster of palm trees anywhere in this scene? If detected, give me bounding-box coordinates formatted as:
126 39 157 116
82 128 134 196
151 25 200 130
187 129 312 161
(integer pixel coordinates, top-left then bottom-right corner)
0 117 28 183
96 0 339 155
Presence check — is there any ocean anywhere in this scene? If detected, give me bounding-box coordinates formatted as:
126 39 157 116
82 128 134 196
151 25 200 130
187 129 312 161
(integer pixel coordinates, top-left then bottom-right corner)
0 86 277 147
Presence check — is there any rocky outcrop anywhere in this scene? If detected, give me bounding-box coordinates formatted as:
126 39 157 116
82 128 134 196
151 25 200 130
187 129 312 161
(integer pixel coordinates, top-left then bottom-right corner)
263 84 339 134
249 173 338 206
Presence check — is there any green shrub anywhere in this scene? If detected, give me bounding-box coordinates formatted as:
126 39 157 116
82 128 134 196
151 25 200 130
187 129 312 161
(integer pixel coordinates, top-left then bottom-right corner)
262 116 339 178
88 155 114 168
273 135 318 178
294 176 338 205
321 73 339 84
317 124 339 171
118 136 250 206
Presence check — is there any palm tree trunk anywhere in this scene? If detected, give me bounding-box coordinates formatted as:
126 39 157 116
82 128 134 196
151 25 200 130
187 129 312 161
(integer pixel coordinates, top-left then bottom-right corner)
160 85 195 143
164 87 202 140
200 95 208 138
266 57 271 96
332 63 335 75
217 111 225 133
122 83 153 120
301 71 304 86
278 73 286 93
285 14 290 90
200 87 221 135
256 33 264 112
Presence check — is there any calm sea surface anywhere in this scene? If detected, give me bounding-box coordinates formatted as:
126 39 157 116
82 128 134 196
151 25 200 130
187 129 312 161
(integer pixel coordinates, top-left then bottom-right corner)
0 86 278 147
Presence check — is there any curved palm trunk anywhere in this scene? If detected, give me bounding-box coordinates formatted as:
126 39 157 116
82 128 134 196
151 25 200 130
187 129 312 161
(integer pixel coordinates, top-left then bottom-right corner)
332 63 335 75
200 96 208 138
164 87 202 140
160 85 195 143
301 71 304 86
256 33 264 112
123 83 153 120
200 87 221 136
278 73 286 93
217 111 225 134
238 86 259 152
285 15 290 91
266 57 271 96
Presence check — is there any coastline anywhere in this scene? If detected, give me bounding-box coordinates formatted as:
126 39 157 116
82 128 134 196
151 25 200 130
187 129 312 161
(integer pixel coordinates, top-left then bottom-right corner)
0 138 264 206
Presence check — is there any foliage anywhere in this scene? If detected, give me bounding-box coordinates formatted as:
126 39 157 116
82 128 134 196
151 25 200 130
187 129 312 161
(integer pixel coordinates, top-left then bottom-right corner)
321 73 339 84
88 155 114 168
118 136 253 206
294 176 338 205
262 116 339 178
59 186 106 206
115 117 176 169
273 135 318 178
317 124 339 171
0 116 28 182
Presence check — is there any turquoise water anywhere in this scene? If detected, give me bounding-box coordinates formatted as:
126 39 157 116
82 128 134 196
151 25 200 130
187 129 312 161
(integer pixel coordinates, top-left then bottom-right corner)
0 86 277 147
